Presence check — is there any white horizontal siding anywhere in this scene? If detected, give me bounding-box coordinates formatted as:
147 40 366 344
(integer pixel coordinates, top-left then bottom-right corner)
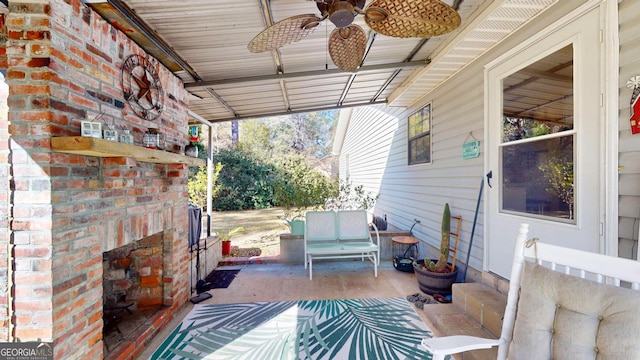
339 0 611 273
342 59 486 272
339 3 633 274
618 0 640 260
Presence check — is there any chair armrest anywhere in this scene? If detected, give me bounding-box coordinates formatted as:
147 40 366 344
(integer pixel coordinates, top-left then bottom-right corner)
421 336 502 359
369 222 379 245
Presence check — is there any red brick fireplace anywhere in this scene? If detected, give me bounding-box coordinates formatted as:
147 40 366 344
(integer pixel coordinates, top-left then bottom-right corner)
0 2 197 359
103 232 166 313
102 231 169 354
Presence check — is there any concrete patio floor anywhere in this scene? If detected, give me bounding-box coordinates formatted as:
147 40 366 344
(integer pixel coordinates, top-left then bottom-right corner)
137 260 440 359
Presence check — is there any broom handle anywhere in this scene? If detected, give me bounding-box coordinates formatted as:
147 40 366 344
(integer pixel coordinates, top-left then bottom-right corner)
462 177 484 283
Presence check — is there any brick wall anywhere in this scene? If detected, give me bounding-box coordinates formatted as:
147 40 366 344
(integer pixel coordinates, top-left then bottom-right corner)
2 1 191 358
0 11 10 342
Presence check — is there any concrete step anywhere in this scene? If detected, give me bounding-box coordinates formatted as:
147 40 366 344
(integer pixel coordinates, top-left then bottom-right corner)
452 283 507 338
423 283 507 360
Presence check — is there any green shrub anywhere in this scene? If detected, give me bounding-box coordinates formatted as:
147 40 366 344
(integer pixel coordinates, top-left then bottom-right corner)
211 148 276 210
272 154 338 218
324 177 378 211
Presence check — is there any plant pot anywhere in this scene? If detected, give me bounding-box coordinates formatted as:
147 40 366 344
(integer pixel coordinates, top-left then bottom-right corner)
185 143 198 157
222 240 231 256
413 259 458 296
393 256 415 273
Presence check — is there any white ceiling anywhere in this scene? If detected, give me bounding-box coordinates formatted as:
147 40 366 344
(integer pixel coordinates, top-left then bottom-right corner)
85 0 559 123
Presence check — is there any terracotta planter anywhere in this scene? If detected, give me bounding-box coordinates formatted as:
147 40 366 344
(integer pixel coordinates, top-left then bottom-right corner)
413 259 458 296
222 240 231 256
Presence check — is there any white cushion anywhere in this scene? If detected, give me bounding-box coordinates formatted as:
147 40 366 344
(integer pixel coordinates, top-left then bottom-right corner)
507 261 640 359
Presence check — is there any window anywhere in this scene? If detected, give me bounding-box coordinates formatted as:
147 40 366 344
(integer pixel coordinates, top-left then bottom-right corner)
408 103 432 165
500 45 575 222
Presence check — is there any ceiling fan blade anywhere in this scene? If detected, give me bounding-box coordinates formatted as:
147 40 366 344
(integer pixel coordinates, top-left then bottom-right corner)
328 24 367 72
248 14 323 53
364 0 461 38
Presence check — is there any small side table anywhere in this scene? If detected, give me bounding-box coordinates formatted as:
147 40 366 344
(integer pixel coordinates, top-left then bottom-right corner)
392 236 420 259
392 236 420 272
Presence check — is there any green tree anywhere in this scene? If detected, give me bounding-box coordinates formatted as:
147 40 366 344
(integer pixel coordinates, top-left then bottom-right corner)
188 163 223 209
239 111 338 161
538 160 574 219
204 111 339 212
287 111 337 158
237 117 287 160
503 117 551 142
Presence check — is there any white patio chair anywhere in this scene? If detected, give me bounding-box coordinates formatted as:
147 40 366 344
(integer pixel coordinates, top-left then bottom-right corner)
422 223 640 360
304 211 339 271
336 210 380 263
304 210 380 279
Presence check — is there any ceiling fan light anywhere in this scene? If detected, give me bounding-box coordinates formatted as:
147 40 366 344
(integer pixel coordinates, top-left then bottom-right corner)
337 27 352 39
329 1 356 28
365 7 388 23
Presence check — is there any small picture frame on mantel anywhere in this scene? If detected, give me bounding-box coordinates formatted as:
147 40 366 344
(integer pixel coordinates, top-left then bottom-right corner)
81 121 102 138
103 125 118 141
119 130 134 144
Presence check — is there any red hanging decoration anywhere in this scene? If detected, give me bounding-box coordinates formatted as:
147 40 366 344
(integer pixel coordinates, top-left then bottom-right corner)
627 76 640 134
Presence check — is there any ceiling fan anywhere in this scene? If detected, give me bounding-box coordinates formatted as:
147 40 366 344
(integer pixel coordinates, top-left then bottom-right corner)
248 0 461 72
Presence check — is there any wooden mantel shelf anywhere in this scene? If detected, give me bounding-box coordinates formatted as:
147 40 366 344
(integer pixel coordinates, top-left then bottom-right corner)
51 136 206 166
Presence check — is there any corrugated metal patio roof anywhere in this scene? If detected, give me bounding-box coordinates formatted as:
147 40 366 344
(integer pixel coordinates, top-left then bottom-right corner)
84 0 559 124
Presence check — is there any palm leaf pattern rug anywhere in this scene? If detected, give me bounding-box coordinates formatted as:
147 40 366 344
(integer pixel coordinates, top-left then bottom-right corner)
150 297 446 359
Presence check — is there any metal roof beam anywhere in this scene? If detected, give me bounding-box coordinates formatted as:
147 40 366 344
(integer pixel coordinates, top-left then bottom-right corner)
84 0 201 81
204 100 388 123
184 60 429 88
257 0 292 109
204 88 239 118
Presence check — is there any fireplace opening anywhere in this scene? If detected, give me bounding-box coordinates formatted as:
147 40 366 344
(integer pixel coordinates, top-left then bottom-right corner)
102 232 165 353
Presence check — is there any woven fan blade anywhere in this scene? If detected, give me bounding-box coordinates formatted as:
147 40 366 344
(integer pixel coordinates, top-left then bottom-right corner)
248 14 322 53
364 0 461 38
328 25 367 72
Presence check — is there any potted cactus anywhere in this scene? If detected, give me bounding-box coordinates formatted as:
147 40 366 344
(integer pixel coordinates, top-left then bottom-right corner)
413 203 459 296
